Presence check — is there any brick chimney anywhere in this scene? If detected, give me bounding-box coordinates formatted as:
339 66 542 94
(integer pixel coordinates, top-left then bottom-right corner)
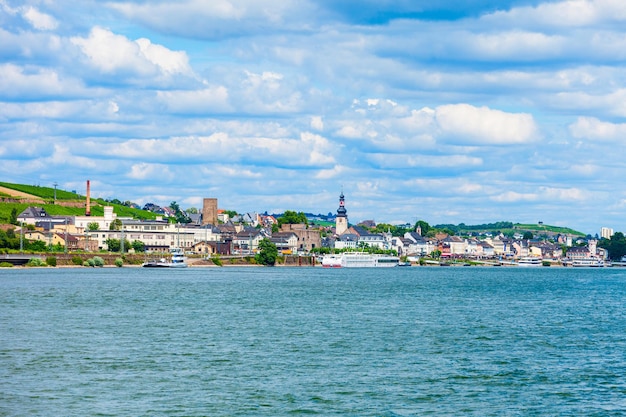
86 180 91 216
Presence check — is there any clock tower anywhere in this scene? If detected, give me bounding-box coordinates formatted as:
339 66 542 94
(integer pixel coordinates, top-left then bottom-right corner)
335 191 348 235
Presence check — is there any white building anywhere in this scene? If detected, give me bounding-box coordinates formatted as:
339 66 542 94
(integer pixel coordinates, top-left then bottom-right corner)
601 227 614 239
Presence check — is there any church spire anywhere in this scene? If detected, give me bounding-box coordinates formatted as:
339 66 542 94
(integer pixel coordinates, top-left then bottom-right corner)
335 190 348 235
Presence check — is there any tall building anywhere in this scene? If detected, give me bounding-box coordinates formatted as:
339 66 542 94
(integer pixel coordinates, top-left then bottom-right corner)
202 198 218 225
335 191 348 235
601 227 614 239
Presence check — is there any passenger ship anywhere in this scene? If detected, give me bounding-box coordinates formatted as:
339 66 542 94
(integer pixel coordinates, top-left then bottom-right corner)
321 252 400 268
516 257 543 267
142 248 188 268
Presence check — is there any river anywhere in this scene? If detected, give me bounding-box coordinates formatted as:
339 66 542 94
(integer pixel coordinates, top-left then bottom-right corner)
1 266 625 416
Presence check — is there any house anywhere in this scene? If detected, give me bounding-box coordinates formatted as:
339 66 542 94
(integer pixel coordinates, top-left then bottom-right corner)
270 231 299 254
279 223 321 252
567 246 590 260
351 225 388 249
480 241 495 257
233 228 266 253
440 236 466 257
17 206 50 224
17 207 68 228
334 233 358 250
403 232 434 256
242 212 260 227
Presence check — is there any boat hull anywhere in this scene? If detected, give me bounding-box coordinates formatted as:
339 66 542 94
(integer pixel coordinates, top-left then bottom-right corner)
321 253 400 268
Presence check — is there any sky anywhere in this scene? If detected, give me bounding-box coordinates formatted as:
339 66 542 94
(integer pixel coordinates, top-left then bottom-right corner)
2 0 626 234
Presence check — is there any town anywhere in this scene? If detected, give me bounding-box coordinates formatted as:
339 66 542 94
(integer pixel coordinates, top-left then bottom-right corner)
2 181 625 266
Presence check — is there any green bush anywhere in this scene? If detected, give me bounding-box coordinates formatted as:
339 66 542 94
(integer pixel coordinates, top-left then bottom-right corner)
26 258 46 267
211 255 222 266
92 256 104 267
45 256 57 267
114 258 123 267
72 256 84 265
86 258 95 267
0 262 13 268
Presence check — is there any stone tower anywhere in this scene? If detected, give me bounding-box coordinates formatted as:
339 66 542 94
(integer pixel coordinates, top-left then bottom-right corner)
202 198 218 225
335 191 348 235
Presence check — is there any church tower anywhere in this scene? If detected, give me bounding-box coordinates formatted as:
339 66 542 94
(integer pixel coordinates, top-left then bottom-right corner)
335 191 348 235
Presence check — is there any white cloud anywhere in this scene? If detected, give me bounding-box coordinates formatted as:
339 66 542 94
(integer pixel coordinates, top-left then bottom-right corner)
135 38 192 76
107 0 314 39
310 116 324 131
128 162 174 181
483 0 626 28
435 104 539 145
70 27 192 79
569 117 626 141
157 87 232 114
22 6 58 31
491 191 539 203
540 186 586 201
0 64 87 99
91 131 336 168
466 31 565 60
315 165 346 180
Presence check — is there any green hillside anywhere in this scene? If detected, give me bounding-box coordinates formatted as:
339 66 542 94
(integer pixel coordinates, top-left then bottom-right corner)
0 182 157 223
0 181 83 200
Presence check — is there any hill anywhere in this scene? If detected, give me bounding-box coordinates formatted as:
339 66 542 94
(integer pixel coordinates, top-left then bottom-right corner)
434 221 585 237
0 181 158 223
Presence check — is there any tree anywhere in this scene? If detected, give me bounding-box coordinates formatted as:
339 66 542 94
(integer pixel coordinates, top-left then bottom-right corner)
224 210 237 218
523 231 534 240
414 220 430 235
106 238 130 252
109 219 123 230
106 238 121 252
9 208 18 225
278 210 308 227
131 240 146 252
255 238 278 266
170 201 191 224
598 232 626 260
87 222 100 231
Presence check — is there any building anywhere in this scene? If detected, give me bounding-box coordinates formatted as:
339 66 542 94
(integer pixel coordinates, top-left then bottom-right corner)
279 223 321 252
270 231 299 254
335 191 348 235
202 198 218 226
601 227 614 239
74 206 119 233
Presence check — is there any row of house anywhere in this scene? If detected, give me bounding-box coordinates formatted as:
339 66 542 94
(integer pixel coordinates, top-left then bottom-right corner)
16 206 319 255
16 205 604 260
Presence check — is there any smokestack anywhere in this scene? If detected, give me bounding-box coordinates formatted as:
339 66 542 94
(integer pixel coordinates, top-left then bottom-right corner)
86 180 91 216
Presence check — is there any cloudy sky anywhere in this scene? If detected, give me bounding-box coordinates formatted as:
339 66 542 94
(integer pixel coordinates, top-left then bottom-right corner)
2 0 626 234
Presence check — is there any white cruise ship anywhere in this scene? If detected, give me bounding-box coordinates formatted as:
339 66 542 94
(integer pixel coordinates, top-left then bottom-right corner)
321 252 400 268
516 257 542 267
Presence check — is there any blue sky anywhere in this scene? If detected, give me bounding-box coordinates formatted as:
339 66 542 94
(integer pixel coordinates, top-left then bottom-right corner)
2 0 626 234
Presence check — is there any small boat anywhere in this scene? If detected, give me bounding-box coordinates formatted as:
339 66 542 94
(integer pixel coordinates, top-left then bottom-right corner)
321 254 342 268
142 248 188 268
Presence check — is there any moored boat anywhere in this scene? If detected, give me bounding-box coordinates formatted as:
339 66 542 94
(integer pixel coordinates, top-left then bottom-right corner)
571 258 605 267
517 257 542 267
142 248 188 268
321 252 400 268
321 254 342 268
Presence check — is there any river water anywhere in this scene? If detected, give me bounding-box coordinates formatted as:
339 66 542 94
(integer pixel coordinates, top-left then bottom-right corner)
1 266 625 416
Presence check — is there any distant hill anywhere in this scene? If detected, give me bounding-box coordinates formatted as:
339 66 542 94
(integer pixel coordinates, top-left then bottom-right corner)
434 221 585 237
